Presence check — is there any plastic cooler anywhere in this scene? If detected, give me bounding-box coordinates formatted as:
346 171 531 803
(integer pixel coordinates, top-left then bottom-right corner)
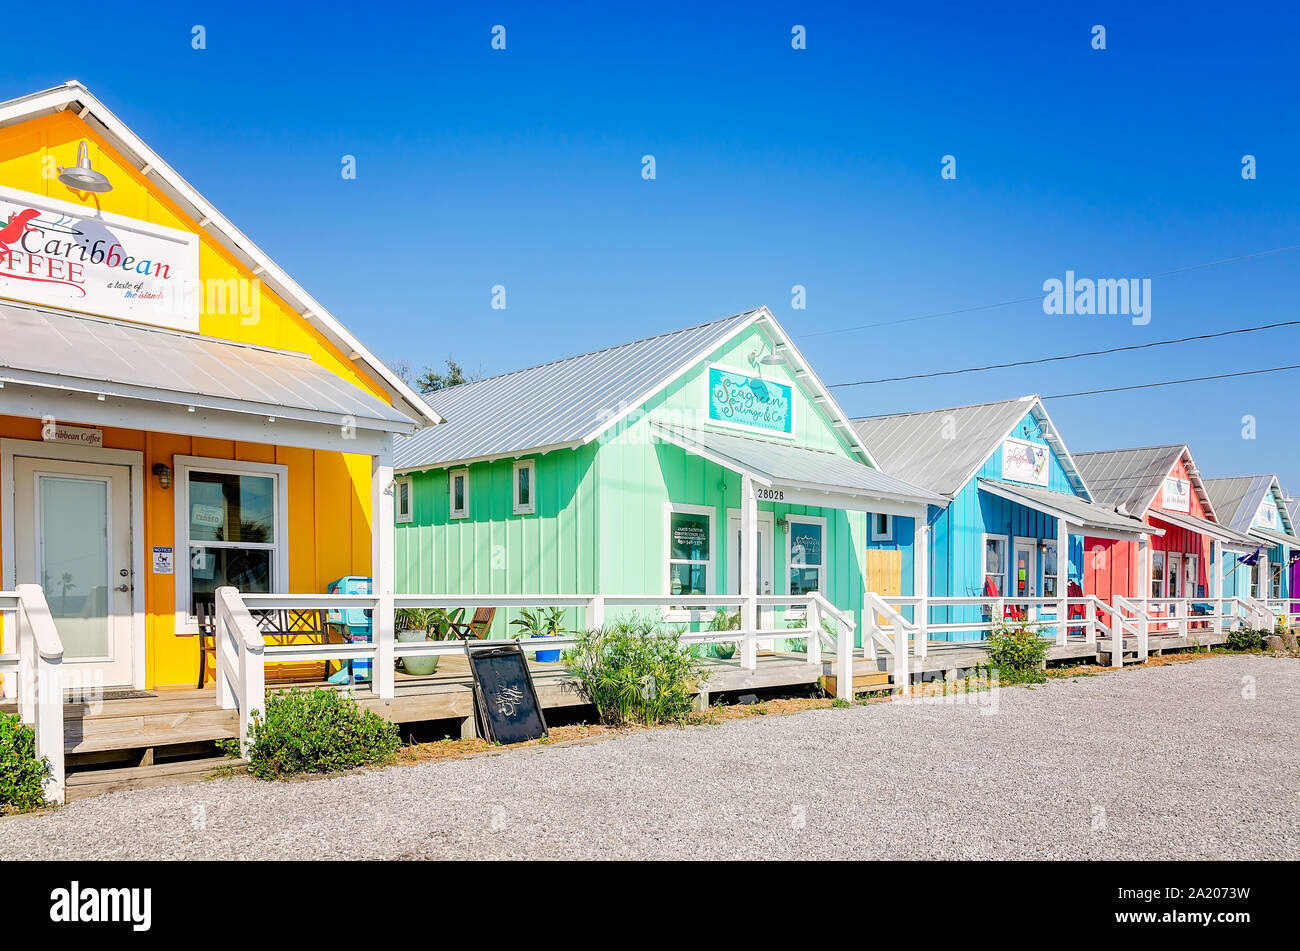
328 576 373 683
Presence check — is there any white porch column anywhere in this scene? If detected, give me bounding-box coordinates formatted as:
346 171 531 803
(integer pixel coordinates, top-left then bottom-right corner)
1056 519 1069 645
914 515 930 660
740 474 758 670
372 443 396 699
1211 539 1223 640
1137 534 1151 662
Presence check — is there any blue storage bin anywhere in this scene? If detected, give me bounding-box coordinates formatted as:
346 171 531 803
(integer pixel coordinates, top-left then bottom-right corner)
328 576 372 683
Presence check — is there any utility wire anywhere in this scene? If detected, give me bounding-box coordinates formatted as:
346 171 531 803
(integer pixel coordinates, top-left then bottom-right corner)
1040 364 1300 400
799 242 1300 339
828 319 1300 388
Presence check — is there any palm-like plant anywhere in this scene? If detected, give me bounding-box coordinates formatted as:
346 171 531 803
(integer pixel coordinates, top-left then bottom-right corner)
510 606 568 638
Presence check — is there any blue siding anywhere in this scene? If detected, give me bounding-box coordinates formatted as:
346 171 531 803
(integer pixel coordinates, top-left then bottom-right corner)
927 409 1086 641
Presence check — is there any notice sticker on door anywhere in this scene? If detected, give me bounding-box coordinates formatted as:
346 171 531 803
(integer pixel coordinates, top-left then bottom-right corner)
152 546 174 574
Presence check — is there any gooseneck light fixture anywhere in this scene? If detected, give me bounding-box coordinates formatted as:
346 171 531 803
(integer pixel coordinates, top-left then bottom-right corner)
57 140 113 193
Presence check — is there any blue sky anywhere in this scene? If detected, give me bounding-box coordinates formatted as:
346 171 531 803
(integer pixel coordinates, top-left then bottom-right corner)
4 0 1297 490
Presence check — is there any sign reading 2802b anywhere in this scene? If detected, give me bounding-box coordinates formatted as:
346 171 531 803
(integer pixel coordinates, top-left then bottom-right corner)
707 365 794 437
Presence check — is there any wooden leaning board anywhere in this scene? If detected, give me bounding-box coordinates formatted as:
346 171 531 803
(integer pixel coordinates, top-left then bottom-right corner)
465 641 549 744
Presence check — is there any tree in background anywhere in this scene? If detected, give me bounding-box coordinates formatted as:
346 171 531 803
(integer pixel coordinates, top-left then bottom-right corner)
389 358 478 394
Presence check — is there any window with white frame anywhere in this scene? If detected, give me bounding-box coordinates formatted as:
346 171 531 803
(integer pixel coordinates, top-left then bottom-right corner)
1040 539 1059 598
983 535 1008 596
513 459 536 515
1270 561 1282 599
174 457 287 624
788 515 827 595
395 477 413 523
870 513 893 542
1151 550 1166 597
449 468 469 519
667 505 712 596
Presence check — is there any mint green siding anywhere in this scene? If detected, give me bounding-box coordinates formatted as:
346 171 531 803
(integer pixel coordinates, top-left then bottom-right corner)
396 323 894 642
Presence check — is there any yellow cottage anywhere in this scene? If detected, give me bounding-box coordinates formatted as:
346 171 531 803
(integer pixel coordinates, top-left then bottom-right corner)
0 81 440 697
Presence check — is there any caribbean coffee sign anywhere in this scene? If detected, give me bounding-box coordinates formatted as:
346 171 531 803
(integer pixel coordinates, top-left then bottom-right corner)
707 364 794 436
0 185 199 330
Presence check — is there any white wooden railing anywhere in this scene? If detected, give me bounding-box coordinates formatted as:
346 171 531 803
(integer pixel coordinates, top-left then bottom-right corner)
212 588 860 744
0 586 65 803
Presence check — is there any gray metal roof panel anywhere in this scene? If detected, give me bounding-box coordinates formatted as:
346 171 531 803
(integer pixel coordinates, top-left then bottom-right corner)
1250 526 1299 549
975 479 1157 536
0 300 414 428
1073 446 1186 515
1205 476 1273 533
652 423 944 504
1147 509 1258 548
852 396 1044 498
394 310 760 469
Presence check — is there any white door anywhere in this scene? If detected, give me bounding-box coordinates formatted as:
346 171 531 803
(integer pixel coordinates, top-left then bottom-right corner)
727 511 774 643
1185 554 1198 600
727 511 774 596
13 457 135 687
1167 553 1182 599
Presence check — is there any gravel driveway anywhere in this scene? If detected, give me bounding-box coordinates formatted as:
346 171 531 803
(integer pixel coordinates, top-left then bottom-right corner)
2 655 1295 860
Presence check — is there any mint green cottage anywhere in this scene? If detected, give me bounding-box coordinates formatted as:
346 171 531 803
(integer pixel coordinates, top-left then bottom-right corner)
391 308 941 641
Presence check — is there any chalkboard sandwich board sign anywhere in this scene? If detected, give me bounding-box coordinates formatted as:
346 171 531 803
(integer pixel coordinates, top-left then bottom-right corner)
465 641 548 744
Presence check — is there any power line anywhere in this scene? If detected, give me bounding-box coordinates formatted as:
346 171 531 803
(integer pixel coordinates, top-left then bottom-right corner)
828 319 1300 388
799 242 1300 339
1041 364 1300 400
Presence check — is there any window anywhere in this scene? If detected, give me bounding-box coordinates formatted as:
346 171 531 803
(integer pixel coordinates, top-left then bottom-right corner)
1166 555 1180 598
1040 540 1059 598
870 513 893 542
1151 550 1166 597
174 456 287 627
449 468 469 519
395 477 413 524
667 506 712 596
1270 562 1282 599
983 536 1008 596
788 516 826 595
513 459 536 515
1185 554 1200 599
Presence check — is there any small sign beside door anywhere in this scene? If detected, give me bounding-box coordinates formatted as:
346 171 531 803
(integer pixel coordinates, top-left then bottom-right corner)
42 424 103 449
152 546 174 574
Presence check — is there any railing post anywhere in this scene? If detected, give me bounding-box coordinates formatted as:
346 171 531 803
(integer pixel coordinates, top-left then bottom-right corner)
806 597 821 666
740 475 758 671
893 600 910 696
1137 605 1150 663
1085 597 1097 645
835 602 853 702
588 594 605 632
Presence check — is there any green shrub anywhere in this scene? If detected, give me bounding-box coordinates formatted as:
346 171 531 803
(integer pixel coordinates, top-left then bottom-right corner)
246 688 401 780
0 713 50 814
1224 628 1267 652
563 617 708 726
987 620 1051 684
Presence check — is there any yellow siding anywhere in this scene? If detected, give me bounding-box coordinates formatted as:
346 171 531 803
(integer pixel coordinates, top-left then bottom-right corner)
0 111 391 688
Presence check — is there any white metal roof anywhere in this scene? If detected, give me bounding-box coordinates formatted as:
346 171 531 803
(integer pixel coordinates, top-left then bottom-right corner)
0 300 415 432
1205 474 1295 535
394 307 876 472
651 423 944 508
852 395 1090 500
976 479 1159 539
1147 509 1257 549
0 81 441 429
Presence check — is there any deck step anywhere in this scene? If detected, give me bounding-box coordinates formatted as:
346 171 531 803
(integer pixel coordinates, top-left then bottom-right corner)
65 717 238 755
65 756 245 802
823 670 893 696
67 707 237 740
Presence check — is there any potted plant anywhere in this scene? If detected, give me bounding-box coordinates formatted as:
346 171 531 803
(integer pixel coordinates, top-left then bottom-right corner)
395 607 456 675
707 608 739 659
510 606 568 662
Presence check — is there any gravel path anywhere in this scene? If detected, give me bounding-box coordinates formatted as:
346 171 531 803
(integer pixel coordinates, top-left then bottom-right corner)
1 655 1295 860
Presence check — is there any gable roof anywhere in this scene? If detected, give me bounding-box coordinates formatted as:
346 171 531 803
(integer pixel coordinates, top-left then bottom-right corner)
0 300 413 431
1073 444 1217 520
1205 474 1295 536
394 306 873 471
851 395 1089 501
0 81 441 429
